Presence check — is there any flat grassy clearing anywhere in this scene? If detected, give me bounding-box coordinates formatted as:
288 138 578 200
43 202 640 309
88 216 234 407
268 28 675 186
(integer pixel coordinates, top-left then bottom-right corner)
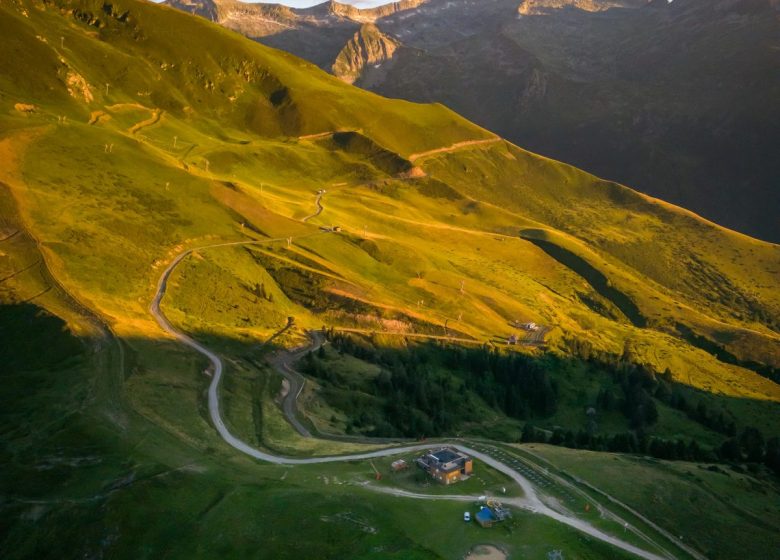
371 454 523 499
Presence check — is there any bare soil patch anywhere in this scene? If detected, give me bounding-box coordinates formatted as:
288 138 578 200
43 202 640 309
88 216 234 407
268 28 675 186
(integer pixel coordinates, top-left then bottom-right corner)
464 544 507 560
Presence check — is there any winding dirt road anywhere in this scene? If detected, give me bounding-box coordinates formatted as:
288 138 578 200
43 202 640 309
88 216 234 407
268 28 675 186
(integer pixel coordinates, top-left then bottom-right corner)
266 331 328 438
302 191 325 222
149 235 674 560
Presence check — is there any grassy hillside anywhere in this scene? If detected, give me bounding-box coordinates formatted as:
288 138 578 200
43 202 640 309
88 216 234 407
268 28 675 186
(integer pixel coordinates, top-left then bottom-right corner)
0 0 778 557
522 444 780 560
174 0 780 242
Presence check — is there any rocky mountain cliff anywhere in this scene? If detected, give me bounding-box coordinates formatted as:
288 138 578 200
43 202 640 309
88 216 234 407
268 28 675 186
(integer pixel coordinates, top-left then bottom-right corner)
164 0 427 68
166 0 428 26
167 0 780 242
303 0 428 22
517 0 649 15
332 23 400 84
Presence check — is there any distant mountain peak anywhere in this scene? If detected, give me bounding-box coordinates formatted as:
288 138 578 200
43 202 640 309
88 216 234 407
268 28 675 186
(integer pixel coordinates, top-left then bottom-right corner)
302 0 429 22
164 0 220 20
332 23 400 84
517 0 651 15
165 0 428 25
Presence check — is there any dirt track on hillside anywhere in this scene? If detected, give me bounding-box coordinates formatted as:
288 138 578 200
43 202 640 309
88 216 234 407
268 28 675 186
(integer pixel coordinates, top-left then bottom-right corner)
408 138 501 162
149 234 674 560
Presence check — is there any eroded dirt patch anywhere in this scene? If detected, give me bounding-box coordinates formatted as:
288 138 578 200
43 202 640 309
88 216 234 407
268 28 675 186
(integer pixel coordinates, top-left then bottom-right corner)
464 544 507 560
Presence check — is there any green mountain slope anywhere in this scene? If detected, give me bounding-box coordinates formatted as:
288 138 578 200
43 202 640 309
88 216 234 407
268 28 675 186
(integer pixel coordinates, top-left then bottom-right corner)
1 0 778 418
0 0 779 557
183 0 780 243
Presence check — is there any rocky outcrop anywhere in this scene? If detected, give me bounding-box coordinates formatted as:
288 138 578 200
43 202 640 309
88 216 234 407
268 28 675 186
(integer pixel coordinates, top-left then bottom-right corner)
332 24 399 84
166 0 428 27
216 2 298 39
305 0 428 23
165 0 296 34
14 103 37 113
517 0 649 15
65 71 94 103
517 68 548 113
399 166 427 179
164 0 221 20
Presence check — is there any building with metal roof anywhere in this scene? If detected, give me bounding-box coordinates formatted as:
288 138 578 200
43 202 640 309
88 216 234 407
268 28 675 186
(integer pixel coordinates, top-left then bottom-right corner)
416 447 473 485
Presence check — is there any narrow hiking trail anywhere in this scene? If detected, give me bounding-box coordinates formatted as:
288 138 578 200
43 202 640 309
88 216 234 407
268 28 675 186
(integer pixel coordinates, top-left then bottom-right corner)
333 327 479 345
408 137 502 162
302 191 325 222
129 109 163 135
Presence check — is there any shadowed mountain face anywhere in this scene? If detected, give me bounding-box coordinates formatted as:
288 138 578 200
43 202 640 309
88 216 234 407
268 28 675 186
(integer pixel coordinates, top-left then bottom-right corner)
163 0 427 68
166 0 780 242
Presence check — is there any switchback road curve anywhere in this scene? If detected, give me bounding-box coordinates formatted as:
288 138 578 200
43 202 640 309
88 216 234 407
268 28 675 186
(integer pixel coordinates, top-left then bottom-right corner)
149 235 673 560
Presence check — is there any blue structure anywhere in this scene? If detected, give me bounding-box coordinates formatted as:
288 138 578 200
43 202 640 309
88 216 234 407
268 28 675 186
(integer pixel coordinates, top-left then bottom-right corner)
476 507 497 528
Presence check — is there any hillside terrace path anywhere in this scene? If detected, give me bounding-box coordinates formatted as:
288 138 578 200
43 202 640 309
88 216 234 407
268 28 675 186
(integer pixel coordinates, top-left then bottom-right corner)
408 137 501 162
149 233 675 560
129 109 163 135
333 326 480 345
298 132 502 164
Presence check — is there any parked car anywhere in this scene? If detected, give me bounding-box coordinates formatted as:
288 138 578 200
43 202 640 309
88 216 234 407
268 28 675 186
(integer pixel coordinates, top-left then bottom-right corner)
464 512 471 522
